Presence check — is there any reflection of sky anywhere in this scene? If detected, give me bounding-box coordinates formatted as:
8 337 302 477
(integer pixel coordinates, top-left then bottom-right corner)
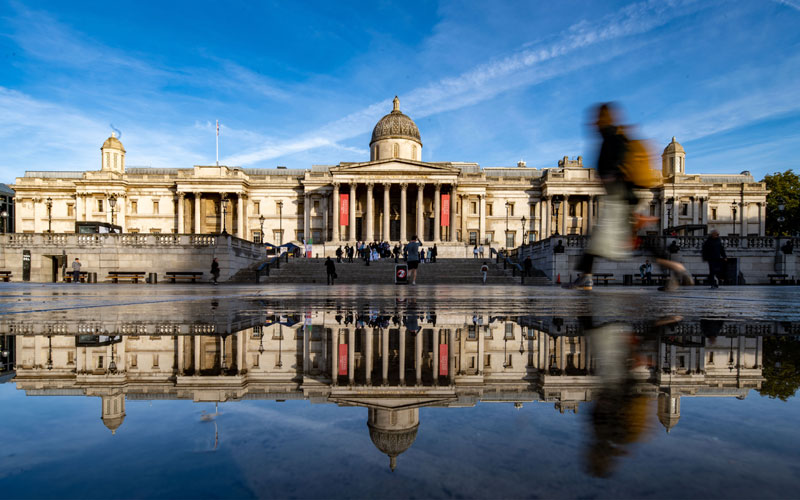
1 384 799 499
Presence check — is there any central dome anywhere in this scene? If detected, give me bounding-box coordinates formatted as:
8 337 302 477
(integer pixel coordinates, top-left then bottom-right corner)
370 96 421 146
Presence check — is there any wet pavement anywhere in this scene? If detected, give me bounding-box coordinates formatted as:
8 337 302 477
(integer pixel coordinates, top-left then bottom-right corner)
1 283 799 498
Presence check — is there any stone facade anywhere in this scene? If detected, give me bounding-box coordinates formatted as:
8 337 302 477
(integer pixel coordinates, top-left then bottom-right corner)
11 99 768 251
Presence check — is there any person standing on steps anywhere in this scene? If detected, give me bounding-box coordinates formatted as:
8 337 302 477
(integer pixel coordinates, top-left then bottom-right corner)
336 246 343 263
405 235 422 285
481 262 489 284
211 258 220 285
473 245 479 259
325 256 337 285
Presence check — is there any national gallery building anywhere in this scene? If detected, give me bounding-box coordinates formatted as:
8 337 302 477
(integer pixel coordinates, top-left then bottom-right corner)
12 97 768 249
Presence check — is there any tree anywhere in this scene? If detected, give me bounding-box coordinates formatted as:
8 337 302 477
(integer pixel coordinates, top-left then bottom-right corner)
762 170 800 236
758 336 800 402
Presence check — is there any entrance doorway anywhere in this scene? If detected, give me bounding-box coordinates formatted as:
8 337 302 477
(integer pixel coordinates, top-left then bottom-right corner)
44 255 65 282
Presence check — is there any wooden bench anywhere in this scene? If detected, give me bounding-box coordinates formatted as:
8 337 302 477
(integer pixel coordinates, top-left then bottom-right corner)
165 271 204 283
692 274 710 286
594 273 614 285
64 271 89 283
107 271 146 283
0 270 11 282
636 273 668 286
769 274 790 285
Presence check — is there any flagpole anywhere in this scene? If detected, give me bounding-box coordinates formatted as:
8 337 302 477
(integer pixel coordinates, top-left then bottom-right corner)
216 120 219 166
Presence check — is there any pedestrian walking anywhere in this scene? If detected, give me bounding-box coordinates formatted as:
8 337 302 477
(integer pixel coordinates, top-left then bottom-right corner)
211 258 220 284
473 245 479 259
405 235 422 285
71 258 81 283
523 256 533 277
481 262 489 284
336 246 343 263
479 245 485 258
702 230 727 288
325 256 337 285
432 244 438 263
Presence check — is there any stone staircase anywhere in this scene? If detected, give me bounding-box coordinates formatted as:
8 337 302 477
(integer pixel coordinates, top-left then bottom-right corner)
230 258 550 285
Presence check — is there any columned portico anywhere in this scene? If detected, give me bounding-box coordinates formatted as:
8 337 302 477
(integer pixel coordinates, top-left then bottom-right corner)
416 183 424 239
382 183 390 241
349 184 356 240
400 183 408 242
366 183 375 241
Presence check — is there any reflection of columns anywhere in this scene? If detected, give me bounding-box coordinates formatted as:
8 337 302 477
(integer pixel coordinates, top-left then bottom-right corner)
400 183 408 242
448 329 455 384
177 193 185 233
332 183 340 242
366 328 374 384
237 194 245 238
193 337 201 374
477 326 485 375
237 332 244 372
561 194 569 235
365 183 374 241
177 337 185 374
381 329 389 385
432 330 439 386
543 334 550 370
303 193 311 241
587 196 594 233
416 183 424 239
348 328 355 385
399 328 406 384
559 336 565 372
479 194 486 244
321 329 328 373
303 326 310 375
449 185 457 242
383 183 391 241
415 329 422 385
332 330 339 385
434 183 441 242
349 184 356 240
194 193 202 234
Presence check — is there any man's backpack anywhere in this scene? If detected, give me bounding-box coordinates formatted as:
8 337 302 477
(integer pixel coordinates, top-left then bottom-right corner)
619 128 661 188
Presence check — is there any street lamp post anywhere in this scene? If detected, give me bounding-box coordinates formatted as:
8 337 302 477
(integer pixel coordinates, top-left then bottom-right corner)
258 214 265 243
277 201 283 245
731 202 738 235
665 197 674 233
221 197 229 235
46 197 53 233
1 210 8 234
521 215 526 245
552 198 561 236
108 195 117 227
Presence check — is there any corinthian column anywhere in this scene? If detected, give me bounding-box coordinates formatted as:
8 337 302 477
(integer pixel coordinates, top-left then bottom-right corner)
349 184 356 240
434 183 441 242
365 182 374 241
332 183 340 242
177 192 185 233
479 194 486 244
383 183 391 241
449 185 457 242
400 183 408 242
416 183 425 240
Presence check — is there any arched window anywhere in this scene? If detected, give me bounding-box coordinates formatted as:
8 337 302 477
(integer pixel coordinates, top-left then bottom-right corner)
393 143 399 158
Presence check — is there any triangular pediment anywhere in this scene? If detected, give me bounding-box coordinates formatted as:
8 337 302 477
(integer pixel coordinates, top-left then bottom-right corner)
330 158 460 175
330 395 456 410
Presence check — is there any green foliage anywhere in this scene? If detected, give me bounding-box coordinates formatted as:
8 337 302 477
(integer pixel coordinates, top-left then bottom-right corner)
758 336 800 402
762 170 800 236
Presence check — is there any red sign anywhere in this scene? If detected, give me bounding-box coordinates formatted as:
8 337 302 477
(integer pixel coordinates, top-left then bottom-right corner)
338 344 348 375
439 344 448 376
340 194 349 226
441 194 450 227
396 268 406 279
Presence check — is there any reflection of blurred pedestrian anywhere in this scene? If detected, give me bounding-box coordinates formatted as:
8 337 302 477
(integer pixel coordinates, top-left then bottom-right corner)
702 230 727 288
211 258 220 284
481 262 489 284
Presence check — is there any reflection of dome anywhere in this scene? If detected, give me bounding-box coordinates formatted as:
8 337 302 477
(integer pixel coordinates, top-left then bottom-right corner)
102 415 126 435
102 133 126 152
657 392 680 433
370 97 421 146
662 136 684 155
367 407 420 471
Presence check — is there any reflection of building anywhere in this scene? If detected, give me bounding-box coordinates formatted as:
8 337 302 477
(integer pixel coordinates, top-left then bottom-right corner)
8 313 780 469
0 183 14 234
11 98 766 251
0 334 15 383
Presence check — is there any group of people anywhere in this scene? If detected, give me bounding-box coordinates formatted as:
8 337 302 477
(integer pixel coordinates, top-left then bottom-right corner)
326 235 428 285
472 245 486 258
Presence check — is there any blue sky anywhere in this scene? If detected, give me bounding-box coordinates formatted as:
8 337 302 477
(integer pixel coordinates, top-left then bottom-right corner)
0 0 799 183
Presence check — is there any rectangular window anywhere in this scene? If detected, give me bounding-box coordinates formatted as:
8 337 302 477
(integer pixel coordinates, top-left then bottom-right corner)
131 200 138 214
98 356 104 369
297 203 304 216
506 231 515 248
67 351 75 365
681 203 688 216
130 354 137 368
152 354 159 368
711 208 718 220
153 200 159 214
67 204 74 217
469 231 477 245
97 199 104 213
568 203 576 217
485 231 493 244
252 326 263 338
273 230 283 244
508 203 515 217
253 231 262 243
254 201 260 214
313 200 320 211
487 203 493 216
530 204 535 217
471 201 477 214
709 352 714 364
505 323 514 339
484 354 491 367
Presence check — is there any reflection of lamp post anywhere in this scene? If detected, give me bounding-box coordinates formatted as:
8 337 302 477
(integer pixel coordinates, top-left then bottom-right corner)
221 197 229 235
728 336 735 372
1 210 8 234
277 324 283 368
108 195 117 226
46 335 53 371
277 201 283 245
519 328 525 356
552 198 561 235
46 197 53 233
109 340 117 374
258 214 265 243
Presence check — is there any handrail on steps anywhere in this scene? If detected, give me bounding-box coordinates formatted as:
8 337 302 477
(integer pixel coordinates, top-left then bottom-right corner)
255 251 289 283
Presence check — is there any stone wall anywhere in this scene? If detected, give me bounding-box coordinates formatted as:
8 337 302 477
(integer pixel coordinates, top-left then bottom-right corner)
514 235 799 285
0 233 266 283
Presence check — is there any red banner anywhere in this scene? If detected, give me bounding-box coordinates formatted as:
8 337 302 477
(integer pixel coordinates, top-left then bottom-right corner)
441 194 450 227
439 344 448 376
338 344 348 375
340 194 349 226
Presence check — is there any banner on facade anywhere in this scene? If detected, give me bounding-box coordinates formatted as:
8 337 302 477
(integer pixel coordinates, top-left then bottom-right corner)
340 194 349 226
439 344 448 376
441 194 450 226
338 344 348 375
